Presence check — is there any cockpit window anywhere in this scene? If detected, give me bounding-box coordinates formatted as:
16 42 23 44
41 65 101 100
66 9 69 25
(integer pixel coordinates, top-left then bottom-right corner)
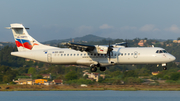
156 50 159 53
156 50 168 53
162 50 167 53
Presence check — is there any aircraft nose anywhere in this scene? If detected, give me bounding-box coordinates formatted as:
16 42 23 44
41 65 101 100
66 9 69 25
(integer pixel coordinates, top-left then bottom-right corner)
170 55 176 62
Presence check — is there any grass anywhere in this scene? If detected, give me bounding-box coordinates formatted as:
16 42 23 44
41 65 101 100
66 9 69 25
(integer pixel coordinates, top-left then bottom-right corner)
0 84 180 91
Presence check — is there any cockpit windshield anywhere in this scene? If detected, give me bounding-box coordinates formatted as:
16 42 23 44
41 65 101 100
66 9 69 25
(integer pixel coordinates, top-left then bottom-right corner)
156 50 167 53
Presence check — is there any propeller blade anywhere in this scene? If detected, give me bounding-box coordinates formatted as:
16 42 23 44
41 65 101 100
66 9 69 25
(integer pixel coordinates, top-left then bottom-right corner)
125 39 128 47
107 41 113 60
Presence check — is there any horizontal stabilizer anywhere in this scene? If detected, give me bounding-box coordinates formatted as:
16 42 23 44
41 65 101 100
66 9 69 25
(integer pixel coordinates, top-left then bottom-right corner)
5 27 29 29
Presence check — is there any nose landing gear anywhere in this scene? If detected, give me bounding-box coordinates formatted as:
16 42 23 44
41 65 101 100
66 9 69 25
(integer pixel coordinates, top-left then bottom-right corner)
163 66 167 70
162 63 167 70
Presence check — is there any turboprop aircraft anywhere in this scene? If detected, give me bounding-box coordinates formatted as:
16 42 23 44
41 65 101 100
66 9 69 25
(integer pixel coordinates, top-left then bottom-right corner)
6 23 176 72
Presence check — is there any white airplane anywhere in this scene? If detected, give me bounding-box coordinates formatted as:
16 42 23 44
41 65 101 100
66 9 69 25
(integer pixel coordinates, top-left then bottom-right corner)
6 23 176 72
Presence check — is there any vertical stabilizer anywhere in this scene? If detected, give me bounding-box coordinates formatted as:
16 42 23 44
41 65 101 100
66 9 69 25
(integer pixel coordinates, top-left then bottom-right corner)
7 23 57 52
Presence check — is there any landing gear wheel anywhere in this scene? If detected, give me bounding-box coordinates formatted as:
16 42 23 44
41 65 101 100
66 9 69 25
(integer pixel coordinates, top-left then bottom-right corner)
90 67 97 72
163 66 167 70
100 67 106 71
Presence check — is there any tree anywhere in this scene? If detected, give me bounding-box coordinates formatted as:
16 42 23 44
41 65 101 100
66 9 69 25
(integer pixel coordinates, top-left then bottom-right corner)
170 72 180 81
3 75 12 83
65 71 78 81
28 67 36 74
123 70 138 78
36 75 43 79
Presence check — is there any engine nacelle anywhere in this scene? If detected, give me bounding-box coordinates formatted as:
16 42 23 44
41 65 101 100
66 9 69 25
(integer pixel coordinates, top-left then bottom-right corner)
93 45 108 54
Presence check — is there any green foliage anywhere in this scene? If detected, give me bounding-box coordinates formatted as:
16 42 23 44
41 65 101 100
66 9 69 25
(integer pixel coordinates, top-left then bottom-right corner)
0 65 18 83
170 72 180 81
135 68 151 76
83 74 88 79
124 77 143 84
98 76 104 83
36 75 43 79
110 70 122 77
165 80 180 84
65 71 78 81
3 75 12 83
156 68 180 80
66 78 93 85
123 70 138 78
0 46 25 67
28 67 36 74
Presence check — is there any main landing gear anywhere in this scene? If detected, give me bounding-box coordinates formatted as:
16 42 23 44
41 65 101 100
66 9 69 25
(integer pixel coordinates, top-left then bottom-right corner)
90 64 106 72
90 66 97 72
100 67 106 71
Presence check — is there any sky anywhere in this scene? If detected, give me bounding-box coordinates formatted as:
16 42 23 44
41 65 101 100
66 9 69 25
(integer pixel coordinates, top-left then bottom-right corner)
1 0 180 42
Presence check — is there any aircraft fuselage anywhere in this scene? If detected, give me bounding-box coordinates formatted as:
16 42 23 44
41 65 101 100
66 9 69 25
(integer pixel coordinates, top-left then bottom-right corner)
11 47 175 67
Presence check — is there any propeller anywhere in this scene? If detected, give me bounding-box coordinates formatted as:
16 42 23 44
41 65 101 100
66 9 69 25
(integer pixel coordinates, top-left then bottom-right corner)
107 41 113 60
125 39 128 47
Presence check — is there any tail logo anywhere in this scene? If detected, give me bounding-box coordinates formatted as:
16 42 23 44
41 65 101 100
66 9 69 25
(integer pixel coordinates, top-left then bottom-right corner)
15 39 38 50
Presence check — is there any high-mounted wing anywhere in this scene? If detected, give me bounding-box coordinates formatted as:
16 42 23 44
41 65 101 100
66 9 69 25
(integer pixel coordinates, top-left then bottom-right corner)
62 42 95 52
112 42 128 47
62 42 111 54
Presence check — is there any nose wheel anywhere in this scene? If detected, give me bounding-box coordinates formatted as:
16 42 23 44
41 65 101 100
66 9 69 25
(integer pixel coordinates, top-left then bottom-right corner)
163 66 167 70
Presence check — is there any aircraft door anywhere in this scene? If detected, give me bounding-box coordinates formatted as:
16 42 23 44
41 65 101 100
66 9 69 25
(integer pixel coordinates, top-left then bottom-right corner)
134 51 138 58
47 53 52 62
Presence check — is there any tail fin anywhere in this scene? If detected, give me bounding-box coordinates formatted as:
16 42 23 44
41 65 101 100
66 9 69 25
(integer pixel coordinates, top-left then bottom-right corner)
7 23 57 51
